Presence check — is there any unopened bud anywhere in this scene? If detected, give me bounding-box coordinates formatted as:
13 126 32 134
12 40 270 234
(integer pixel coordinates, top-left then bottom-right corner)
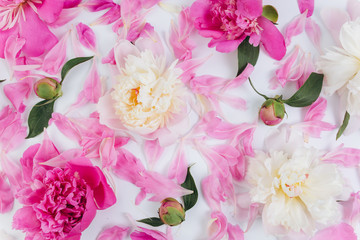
158 198 185 226
259 99 285 126
34 78 62 100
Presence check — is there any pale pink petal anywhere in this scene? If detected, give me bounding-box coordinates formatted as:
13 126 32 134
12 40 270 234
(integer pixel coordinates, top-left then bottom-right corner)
76 23 97 50
18 6 58 57
50 113 82 143
48 8 81 28
39 149 83 168
297 0 314 17
202 175 225 211
283 12 307 46
258 16 286 60
4 35 25 72
296 52 315 88
274 47 300 87
97 226 129 240
86 0 115 11
209 211 227 240
135 25 164 57
3 78 33 113
168 144 187 184
177 56 210 84
37 0 64 24
294 120 335 138
99 137 117 168
114 39 140 71
305 18 322 52
72 61 101 108
322 144 360 167
0 172 14 213
140 0 160 9
97 93 127 131
42 32 69 74
0 26 18 58
222 63 254 90
245 203 260 232
102 48 116 65
227 223 244 240
347 0 360 21
33 131 60 164
144 139 164 168
342 192 360 225
219 95 246 110
130 227 167 240
311 223 357 240
229 154 246 181
304 98 327 121
320 9 349 46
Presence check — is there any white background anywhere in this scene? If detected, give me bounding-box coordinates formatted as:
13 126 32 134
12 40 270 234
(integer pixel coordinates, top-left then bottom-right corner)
0 0 359 239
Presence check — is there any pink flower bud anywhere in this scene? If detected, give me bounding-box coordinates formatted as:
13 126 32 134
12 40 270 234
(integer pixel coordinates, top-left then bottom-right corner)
158 198 185 226
34 78 62 100
259 99 285 126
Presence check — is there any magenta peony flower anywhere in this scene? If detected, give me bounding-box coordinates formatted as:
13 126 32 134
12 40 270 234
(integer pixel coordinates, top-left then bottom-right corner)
190 0 286 60
12 134 116 240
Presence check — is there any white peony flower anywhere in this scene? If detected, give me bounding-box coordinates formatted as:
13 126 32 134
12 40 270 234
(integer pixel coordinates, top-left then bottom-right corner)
317 18 360 116
247 148 344 234
111 50 185 134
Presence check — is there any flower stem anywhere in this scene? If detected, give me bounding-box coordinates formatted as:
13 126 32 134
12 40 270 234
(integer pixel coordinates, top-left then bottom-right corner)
248 78 268 100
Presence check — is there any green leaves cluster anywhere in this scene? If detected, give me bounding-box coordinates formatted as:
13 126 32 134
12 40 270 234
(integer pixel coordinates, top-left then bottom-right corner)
137 166 198 227
27 56 94 139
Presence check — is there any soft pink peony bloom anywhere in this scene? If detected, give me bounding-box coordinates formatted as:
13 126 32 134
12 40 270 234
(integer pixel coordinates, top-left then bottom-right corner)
0 0 79 58
190 0 286 60
12 134 116 240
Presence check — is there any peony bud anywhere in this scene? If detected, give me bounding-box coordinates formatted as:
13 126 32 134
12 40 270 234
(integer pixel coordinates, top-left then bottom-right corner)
259 99 285 126
158 198 185 226
34 78 62 100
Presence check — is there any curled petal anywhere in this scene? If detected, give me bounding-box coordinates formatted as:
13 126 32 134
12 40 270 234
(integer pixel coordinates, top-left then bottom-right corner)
76 23 97 50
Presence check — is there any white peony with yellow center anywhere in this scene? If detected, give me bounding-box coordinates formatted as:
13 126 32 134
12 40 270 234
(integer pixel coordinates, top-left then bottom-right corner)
110 49 185 134
247 148 344 234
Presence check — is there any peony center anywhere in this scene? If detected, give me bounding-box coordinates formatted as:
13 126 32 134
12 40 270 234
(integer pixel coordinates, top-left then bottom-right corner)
280 172 309 198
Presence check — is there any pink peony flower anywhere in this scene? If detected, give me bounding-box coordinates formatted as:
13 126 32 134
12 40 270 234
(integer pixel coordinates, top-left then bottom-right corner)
190 0 286 60
0 0 80 58
12 134 116 240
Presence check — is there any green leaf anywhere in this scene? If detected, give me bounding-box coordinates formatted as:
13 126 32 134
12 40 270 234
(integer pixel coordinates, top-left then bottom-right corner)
26 100 55 139
262 5 279 23
283 73 323 107
237 37 260 76
137 217 164 227
0 79 5 83
181 166 198 211
336 111 350 140
60 56 94 84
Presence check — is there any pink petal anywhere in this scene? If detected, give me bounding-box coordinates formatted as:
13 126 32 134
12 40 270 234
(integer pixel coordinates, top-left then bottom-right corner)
304 98 327 121
236 0 262 19
140 0 160 9
33 131 60 164
37 0 65 24
283 12 307 46
245 203 260 232
86 0 116 11
258 16 286 60
135 24 164 57
1 153 23 189
71 60 101 108
347 0 360 21
168 144 187 184
342 192 360 224
130 227 168 240
98 93 127 131
102 48 116 65
97 226 129 240
320 8 349 46
322 144 360 167
223 64 254 90
114 39 140 71
63 0 81 8
229 153 246 181
0 172 14 213
12 206 41 231
3 78 33 113
0 26 18 58
227 223 244 240
202 175 226 211
18 6 58 57
48 8 81 28
305 18 322 52
99 137 117 168
274 47 300 87
209 211 227 240
297 0 314 17
50 113 82 143
41 32 69 74
76 23 97 50
312 223 357 240
208 38 243 53
144 139 164 168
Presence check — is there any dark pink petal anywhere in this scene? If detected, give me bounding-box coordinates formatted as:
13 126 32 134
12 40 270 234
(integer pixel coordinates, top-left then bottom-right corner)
97 226 129 240
19 144 39 182
297 0 314 17
76 23 96 50
258 16 286 60
18 6 58 57
322 144 360 167
86 0 116 11
130 227 168 240
63 0 82 8
0 172 14 213
208 38 242 53
3 78 33 113
209 211 227 240
144 139 164 168
42 33 68 74
312 223 357 240
236 0 262 19
37 0 65 23
12 206 41 231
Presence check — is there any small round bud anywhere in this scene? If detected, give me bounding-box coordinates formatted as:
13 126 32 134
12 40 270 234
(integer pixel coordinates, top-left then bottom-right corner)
158 198 185 226
259 99 285 126
34 78 62 100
